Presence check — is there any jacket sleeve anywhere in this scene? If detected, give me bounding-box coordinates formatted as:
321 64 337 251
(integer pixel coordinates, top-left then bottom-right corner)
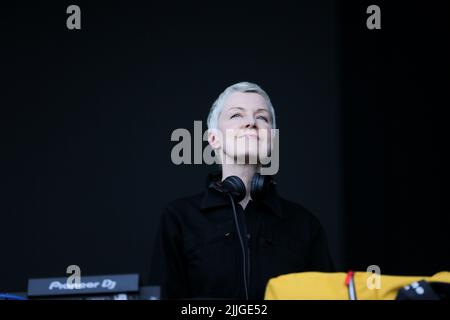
149 206 189 299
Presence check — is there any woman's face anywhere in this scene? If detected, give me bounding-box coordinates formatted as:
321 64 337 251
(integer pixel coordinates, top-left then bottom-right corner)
209 91 273 164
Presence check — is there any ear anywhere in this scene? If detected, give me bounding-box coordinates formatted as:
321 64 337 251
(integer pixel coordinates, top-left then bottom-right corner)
207 128 222 150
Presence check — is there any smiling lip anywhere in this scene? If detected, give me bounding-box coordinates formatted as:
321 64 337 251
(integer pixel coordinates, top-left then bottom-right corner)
239 131 258 138
239 134 258 138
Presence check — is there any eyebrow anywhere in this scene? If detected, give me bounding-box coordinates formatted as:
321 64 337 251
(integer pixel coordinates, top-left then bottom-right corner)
227 107 270 113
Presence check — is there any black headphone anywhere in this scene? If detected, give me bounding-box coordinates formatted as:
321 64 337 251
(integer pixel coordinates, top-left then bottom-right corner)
208 172 273 203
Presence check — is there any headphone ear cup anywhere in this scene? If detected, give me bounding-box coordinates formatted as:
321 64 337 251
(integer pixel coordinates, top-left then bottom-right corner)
222 176 246 203
250 173 270 201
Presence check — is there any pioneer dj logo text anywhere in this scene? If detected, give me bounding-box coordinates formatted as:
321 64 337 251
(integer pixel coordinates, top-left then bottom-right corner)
49 279 117 291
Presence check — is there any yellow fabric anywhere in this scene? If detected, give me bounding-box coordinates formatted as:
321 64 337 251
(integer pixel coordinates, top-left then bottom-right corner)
264 271 450 300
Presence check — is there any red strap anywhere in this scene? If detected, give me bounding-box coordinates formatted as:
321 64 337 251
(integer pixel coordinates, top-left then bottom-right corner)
345 271 354 286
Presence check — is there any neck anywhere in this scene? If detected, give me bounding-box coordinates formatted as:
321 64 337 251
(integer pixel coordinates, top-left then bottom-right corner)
221 163 258 209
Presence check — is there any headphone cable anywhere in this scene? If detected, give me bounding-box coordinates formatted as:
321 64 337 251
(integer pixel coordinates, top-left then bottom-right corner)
228 194 249 300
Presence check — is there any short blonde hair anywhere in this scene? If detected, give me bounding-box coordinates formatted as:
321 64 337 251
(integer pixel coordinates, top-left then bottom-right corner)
207 82 277 130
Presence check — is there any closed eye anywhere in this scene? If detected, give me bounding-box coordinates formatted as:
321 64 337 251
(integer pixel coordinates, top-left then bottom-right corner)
230 113 242 119
257 115 269 122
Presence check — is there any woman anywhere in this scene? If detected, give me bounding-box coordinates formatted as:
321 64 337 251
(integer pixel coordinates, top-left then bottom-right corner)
150 82 334 300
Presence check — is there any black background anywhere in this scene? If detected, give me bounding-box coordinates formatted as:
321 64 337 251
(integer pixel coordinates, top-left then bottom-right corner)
1 1 448 292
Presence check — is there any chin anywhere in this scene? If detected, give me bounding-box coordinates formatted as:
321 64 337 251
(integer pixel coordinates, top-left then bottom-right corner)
232 152 260 165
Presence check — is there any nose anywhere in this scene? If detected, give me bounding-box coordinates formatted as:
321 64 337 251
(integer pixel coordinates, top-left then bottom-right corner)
244 115 256 128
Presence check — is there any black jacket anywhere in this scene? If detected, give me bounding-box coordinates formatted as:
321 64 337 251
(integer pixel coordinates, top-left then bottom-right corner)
149 179 334 300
